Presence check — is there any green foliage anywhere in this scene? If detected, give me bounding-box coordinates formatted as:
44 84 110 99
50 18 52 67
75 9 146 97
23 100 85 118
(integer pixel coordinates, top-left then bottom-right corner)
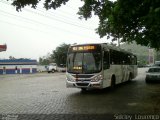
39 53 52 65
39 43 70 65
39 56 50 65
120 42 154 65
8 0 160 49
11 0 69 11
51 43 70 66
155 51 160 61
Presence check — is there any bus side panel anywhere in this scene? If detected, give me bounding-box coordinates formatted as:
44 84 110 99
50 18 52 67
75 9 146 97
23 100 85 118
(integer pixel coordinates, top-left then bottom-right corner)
103 65 123 88
103 69 111 88
103 64 136 88
121 65 131 82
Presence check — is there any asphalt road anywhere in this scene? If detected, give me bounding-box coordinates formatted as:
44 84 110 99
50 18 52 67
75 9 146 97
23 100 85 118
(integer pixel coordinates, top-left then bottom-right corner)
0 68 160 119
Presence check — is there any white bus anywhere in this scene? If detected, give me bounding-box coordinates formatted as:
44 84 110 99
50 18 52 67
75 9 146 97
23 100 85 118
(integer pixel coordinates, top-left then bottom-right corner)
66 43 137 91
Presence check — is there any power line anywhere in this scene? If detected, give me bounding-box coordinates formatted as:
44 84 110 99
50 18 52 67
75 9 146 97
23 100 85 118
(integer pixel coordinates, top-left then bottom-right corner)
0 13 99 41
25 8 94 31
0 9 62 30
0 0 101 40
0 18 100 41
0 0 96 31
36 4 97 29
0 9 98 38
36 7 94 28
0 19 51 34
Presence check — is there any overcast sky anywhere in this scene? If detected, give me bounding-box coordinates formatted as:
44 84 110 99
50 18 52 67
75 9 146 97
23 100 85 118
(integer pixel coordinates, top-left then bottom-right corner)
0 0 114 60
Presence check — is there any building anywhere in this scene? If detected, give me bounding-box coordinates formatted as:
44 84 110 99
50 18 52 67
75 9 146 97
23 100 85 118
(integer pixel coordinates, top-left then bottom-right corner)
0 59 37 74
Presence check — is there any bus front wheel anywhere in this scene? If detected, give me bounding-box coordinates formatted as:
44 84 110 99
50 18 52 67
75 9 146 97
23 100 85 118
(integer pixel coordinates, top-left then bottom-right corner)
81 88 87 92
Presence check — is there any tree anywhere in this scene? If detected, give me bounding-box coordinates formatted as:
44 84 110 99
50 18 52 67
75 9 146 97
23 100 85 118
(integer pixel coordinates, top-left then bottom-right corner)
39 53 52 65
8 0 160 49
155 50 160 61
39 56 50 65
9 56 15 59
51 43 70 66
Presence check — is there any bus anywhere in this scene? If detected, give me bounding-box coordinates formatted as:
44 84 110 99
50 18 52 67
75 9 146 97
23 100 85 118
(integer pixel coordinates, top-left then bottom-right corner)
66 43 137 91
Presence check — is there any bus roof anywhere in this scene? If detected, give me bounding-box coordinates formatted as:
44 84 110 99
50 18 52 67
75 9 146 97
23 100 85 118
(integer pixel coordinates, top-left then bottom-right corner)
70 43 135 56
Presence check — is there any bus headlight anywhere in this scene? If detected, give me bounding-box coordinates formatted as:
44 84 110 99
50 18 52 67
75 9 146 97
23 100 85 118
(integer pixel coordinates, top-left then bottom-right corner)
91 75 103 82
66 76 75 82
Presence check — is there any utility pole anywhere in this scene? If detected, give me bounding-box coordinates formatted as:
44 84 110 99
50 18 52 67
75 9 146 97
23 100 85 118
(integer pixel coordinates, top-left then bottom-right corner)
148 48 154 64
118 38 120 47
117 33 120 47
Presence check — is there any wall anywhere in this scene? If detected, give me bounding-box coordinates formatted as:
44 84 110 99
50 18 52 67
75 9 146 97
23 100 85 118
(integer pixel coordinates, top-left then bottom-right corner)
0 59 37 74
0 65 37 74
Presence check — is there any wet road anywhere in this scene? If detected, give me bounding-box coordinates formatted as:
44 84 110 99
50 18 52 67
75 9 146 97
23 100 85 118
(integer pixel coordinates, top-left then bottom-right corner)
0 68 160 117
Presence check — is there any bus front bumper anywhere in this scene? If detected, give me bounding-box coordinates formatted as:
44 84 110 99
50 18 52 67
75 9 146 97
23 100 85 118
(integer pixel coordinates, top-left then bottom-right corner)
66 80 103 89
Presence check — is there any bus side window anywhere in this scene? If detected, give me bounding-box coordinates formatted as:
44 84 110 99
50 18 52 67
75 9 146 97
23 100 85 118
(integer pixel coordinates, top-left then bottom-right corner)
103 51 110 69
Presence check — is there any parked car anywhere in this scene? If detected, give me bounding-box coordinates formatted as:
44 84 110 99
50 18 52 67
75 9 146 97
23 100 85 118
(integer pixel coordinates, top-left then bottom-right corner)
151 61 160 67
57 64 66 72
47 63 57 73
145 67 160 83
37 65 48 72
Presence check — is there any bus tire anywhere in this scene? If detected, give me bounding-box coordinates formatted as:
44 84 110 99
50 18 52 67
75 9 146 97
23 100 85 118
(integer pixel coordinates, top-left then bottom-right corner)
111 76 116 89
128 73 132 81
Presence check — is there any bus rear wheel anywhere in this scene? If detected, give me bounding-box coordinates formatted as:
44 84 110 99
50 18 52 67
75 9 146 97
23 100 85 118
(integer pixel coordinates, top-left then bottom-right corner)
128 73 132 81
111 76 116 89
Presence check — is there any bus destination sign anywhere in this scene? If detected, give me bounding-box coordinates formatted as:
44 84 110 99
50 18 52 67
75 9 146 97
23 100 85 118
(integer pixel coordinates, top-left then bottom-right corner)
72 45 96 51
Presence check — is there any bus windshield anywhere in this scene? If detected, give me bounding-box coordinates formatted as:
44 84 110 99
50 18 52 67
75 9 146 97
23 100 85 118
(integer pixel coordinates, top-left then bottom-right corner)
67 52 102 74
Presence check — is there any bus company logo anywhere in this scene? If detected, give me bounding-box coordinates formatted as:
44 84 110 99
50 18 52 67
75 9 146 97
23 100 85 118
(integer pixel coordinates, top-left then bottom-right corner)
81 79 84 82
